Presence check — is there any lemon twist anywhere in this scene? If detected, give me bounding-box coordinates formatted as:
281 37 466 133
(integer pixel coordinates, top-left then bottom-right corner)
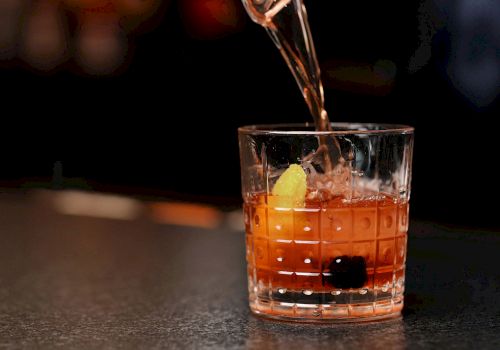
271 164 307 208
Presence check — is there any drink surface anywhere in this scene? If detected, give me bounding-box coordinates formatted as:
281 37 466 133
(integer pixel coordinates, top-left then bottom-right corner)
244 192 408 320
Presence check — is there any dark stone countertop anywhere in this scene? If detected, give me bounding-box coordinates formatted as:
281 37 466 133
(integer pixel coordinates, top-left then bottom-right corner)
0 192 499 349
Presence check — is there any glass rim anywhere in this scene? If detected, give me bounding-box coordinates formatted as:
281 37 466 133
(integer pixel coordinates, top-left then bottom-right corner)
238 123 414 136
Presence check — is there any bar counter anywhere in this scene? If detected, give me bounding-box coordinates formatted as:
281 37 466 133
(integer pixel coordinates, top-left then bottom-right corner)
0 191 498 348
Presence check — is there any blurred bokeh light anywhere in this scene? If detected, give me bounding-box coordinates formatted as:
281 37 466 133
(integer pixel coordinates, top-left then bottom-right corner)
21 0 68 70
0 0 247 74
180 0 245 39
0 0 25 59
0 0 164 74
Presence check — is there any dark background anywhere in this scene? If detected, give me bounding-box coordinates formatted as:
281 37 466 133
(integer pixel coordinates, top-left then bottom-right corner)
0 1 498 228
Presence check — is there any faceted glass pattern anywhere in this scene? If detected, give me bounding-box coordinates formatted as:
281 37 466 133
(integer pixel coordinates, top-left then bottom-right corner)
239 123 414 322
245 198 408 321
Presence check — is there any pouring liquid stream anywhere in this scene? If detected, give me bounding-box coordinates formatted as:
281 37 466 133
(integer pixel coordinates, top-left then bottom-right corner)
242 0 342 172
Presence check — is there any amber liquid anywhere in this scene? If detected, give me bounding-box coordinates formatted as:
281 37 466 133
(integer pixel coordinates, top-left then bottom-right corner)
244 193 408 321
243 0 331 131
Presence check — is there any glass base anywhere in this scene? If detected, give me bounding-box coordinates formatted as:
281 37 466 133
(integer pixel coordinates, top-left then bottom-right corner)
249 296 403 323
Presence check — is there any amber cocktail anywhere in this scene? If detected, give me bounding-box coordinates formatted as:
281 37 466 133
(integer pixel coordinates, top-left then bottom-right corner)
239 123 414 322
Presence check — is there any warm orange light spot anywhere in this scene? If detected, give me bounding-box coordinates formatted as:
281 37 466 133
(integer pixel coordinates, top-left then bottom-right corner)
181 0 245 39
204 0 239 27
150 202 222 229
